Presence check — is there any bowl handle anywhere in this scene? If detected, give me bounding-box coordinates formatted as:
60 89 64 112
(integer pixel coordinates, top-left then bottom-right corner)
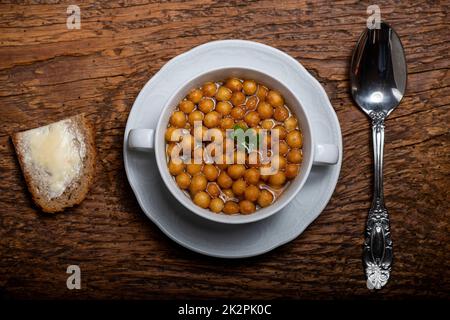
313 144 339 165
128 129 155 151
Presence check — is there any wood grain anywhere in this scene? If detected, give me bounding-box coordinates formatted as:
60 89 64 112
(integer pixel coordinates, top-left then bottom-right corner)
0 0 448 299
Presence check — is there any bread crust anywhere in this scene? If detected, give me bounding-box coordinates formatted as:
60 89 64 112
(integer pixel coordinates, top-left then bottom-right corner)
12 114 96 213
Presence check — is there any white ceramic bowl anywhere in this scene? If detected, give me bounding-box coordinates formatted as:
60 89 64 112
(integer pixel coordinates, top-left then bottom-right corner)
128 66 338 224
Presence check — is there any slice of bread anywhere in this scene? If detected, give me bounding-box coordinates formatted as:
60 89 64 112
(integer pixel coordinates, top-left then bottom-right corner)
12 114 96 213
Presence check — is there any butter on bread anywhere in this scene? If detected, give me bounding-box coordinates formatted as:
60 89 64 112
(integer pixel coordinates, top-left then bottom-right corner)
12 114 96 213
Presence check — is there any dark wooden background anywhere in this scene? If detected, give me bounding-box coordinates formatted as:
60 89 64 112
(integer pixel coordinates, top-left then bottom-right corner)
0 0 448 300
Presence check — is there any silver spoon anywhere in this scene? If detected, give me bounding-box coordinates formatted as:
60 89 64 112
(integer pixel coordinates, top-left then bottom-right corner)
350 22 407 289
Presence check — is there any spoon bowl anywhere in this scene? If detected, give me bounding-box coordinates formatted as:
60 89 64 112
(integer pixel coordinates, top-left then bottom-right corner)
351 22 407 118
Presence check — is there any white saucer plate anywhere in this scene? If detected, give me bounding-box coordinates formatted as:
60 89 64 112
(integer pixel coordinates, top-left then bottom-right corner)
123 40 342 258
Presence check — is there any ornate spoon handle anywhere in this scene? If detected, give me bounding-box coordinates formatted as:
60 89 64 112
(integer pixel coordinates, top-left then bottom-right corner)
364 111 393 289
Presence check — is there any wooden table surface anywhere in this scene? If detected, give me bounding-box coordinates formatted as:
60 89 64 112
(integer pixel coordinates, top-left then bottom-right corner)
0 0 448 300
